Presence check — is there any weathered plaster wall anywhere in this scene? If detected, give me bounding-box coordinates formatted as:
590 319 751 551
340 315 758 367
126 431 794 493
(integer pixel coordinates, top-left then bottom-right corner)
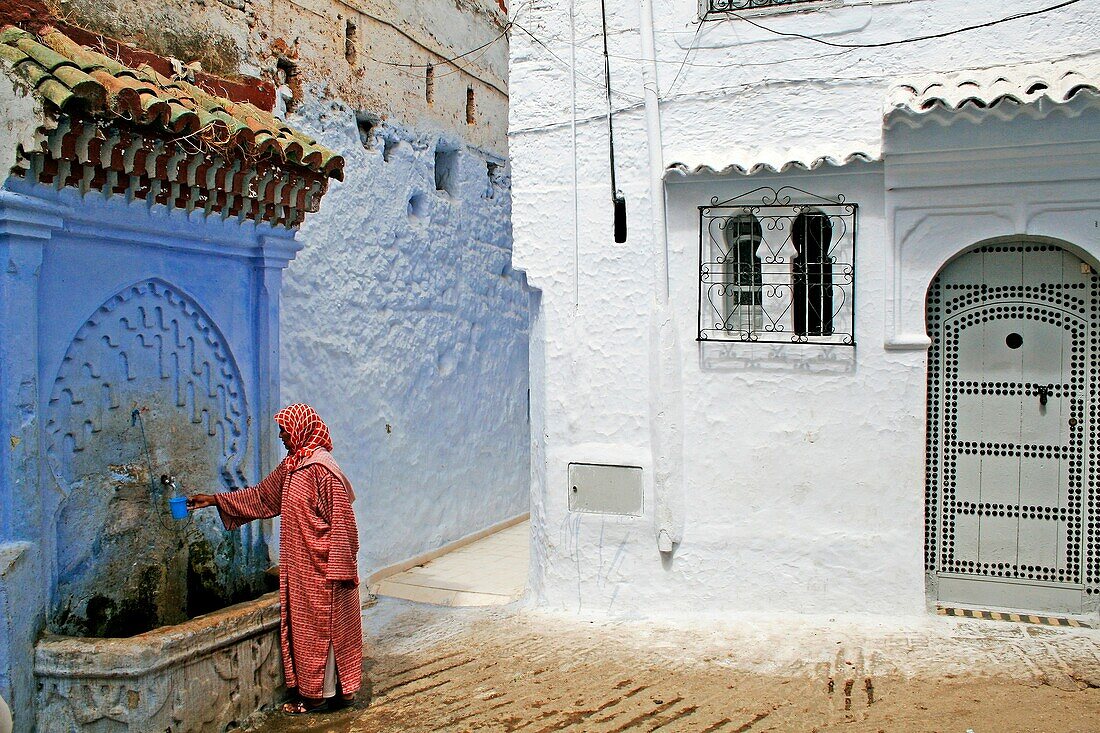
55 0 509 155
0 162 295 729
509 0 1100 615
0 544 37 732
52 0 531 574
0 66 40 183
0 83 50 729
281 96 530 574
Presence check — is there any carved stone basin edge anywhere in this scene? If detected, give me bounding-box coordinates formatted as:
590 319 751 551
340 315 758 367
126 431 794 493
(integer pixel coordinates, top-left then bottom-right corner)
34 591 280 679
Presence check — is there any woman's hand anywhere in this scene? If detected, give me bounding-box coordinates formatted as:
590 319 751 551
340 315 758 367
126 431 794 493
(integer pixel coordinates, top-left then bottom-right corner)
187 494 217 510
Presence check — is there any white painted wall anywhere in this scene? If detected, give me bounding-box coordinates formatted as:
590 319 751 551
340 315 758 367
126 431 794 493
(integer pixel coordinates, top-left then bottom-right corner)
280 95 531 576
510 0 1100 615
0 69 42 180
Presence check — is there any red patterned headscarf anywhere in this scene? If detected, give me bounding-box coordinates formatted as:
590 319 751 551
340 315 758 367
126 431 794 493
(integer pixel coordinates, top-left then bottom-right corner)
274 403 333 471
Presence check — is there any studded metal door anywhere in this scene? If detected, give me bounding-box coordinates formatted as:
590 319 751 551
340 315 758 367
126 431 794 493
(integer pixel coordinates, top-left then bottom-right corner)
926 243 1099 614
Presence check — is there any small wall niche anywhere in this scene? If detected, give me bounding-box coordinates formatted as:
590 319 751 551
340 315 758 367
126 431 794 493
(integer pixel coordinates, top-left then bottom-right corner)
344 19 357 63
276 56 296 76
275 56 297 114
408 192 429 221
425 63 435 105
485 161 503 198
355 112 377 149
435 147 459 195
465 86 476 125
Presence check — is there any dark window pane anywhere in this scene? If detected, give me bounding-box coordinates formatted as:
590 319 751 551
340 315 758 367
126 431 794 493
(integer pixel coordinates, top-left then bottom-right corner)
792 212 834 337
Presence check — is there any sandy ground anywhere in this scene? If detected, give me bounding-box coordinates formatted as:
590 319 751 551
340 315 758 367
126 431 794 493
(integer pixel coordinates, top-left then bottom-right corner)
241 598 1100 732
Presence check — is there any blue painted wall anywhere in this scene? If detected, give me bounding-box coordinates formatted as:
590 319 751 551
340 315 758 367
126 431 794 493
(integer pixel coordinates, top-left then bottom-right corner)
0 180 299 731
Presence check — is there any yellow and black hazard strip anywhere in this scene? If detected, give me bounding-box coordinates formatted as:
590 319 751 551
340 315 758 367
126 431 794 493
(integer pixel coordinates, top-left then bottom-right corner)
937 606 1091 628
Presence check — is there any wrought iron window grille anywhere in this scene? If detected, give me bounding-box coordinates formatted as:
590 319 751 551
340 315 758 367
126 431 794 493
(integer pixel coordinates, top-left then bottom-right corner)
701 0 824 17
698 186 857 346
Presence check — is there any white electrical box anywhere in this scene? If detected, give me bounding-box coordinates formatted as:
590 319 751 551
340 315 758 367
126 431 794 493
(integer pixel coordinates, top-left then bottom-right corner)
567 463 643 516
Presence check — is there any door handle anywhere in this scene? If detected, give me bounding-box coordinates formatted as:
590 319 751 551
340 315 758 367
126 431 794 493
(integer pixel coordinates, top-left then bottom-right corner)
1036 384 1053 406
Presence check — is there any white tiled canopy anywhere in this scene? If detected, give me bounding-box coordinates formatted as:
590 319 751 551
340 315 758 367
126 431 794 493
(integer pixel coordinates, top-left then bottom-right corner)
884 58 1100 116
665 58 1100 178
664 151 878 178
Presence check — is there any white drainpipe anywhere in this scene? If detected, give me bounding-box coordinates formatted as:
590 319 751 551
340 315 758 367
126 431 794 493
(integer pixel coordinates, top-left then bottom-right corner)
638 0 685 555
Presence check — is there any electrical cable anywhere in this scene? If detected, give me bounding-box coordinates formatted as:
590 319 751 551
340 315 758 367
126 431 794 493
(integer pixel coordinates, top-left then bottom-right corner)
599 0 627 242
353 0 525 96
372 24 512 68
510 99 646 136
515 0 1090 93
727 0 1083 49
513 21 645 101
663 21 704 97
510 41 1100 137
600 0 617 198
570 0 580 306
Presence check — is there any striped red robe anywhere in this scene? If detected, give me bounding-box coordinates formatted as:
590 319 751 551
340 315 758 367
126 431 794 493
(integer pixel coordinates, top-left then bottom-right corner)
215 449 362 698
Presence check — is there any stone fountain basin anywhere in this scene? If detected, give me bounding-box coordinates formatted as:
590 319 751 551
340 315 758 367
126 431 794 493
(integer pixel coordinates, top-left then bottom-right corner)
35 591 283 732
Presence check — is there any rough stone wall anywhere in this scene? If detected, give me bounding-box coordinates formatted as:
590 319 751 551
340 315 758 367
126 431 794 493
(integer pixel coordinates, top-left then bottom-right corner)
508 0 1100 616
52 0 509 155
0 543 38 733
35 592 282 732
281 95 530 574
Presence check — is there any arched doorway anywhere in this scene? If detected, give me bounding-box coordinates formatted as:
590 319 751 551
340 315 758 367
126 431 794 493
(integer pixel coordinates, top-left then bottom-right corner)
925 240 1098 615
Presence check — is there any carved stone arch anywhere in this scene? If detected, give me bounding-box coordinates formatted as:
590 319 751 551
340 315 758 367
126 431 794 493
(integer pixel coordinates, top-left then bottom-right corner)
43 278 266 637
44 278 250 492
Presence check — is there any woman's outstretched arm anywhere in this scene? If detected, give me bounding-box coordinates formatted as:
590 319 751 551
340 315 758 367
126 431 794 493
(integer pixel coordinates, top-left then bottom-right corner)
189 462 287 530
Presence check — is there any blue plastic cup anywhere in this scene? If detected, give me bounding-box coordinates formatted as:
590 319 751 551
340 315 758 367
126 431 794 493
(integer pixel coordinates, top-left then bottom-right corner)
169 496 188 520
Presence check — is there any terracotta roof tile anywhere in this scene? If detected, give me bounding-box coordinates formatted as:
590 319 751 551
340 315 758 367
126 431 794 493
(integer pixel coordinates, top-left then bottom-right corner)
0 24 344 181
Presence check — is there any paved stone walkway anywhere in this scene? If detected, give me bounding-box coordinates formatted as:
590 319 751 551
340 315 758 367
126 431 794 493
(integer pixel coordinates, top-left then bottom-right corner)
242 599 1100 732
371 521 529 607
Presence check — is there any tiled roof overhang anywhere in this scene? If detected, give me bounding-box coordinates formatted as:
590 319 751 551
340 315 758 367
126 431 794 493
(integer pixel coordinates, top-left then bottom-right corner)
0 25 345 228
665 152 878 178
884 58 1100 128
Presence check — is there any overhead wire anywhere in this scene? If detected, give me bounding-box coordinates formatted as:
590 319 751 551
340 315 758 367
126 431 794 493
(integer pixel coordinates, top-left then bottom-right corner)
727 0 1084 49
513 21 645 101
662 20 704 97
371 24 512 69
524 23 861 72
370 0 1083 94
514 0 1088 108
354 0 528 95
509 40 1100 137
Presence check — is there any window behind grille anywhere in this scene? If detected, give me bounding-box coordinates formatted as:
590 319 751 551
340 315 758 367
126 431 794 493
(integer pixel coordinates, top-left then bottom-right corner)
697 186 855 345
792 212 834 337
721 215 763 335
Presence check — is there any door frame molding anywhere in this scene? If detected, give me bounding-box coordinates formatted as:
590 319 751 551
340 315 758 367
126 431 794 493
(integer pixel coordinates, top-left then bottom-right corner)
883 106 1100 352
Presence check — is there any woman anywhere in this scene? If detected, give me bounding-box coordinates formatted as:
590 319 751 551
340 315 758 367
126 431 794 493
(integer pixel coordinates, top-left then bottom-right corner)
189 403 362 715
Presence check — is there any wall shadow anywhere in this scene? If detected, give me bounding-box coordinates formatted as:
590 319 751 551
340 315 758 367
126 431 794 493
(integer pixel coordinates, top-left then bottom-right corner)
697 340 857 374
